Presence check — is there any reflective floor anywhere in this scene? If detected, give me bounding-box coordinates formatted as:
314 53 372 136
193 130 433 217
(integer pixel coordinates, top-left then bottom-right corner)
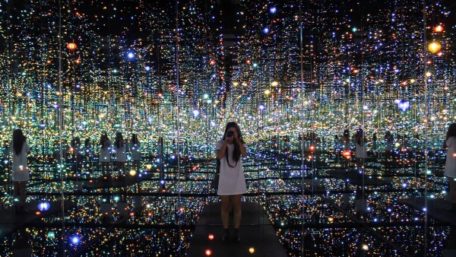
0 143 453 256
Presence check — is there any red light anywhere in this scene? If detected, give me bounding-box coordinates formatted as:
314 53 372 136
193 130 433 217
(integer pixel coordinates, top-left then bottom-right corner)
208 234 214 240
342 150 351 159
205 249 212 256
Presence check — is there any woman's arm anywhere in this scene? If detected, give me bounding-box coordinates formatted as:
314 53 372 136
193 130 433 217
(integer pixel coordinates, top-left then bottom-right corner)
237 137 247 157
240 144 247 157
216 141 228 160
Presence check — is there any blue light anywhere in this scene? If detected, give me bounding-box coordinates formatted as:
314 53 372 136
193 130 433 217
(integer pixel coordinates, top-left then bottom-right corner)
396 99 410 112
145 66 151 71
38 201 50 212
70 235 80 245
127 51 135 60
192 110 200 117
269 6 277 14
262 27 269 34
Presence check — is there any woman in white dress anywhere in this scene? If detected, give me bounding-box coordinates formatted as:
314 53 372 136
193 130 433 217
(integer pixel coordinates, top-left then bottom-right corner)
99 133 111 177
444 123 456 210
11 129 30 213
114 132 127 175
354 128 368 166
130 134 141 172
215 122 247 242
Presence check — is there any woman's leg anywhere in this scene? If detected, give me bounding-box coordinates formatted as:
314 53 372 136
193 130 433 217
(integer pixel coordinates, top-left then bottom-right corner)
14 181 20 204
19 181 27 208
450 178 456 207
232 195 242 229
232 195 242 241
220 196 231 230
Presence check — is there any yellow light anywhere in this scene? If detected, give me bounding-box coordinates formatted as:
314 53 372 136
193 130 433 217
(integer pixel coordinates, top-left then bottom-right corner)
233 82 239 87
248 247 255 254
427 41 442 54
362 244 369 251
425 71 432 77
409 79 415 84
271 81 279 87
264 89 271 95
146 164 152 170
129 169 137 176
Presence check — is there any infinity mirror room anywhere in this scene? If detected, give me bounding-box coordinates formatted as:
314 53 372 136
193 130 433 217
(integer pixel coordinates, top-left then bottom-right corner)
1 0 456 256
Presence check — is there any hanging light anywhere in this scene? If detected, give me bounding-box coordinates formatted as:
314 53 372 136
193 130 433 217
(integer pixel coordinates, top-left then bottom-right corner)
66 42 77 51
433 24 444 33
427 41 442 54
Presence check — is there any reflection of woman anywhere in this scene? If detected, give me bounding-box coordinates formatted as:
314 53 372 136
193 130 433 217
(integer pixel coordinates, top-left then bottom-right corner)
216 122 247 242
354 129 368 159
444 123 456 210
114 132 127 174
130 134 141 171
11 129 30 214
99 133 111 177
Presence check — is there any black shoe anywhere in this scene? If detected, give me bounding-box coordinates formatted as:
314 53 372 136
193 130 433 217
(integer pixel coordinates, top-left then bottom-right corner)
221 229 229 242
233 229 240 243
451 203 456 211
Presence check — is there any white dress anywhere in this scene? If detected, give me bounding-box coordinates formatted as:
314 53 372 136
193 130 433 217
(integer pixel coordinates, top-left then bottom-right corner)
445 137 456 178
99 140 111 163
11 142 30 182
114 144 127 162
216 140 247 196
130 143 141 161
355 142 368 159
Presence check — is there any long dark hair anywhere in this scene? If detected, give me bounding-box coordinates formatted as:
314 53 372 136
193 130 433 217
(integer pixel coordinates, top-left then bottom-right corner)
223 122 244 167
446 123 456 141
131 134 140 145
355 129 364 145
12 129 26 155
115 132 124 148
100 133 109 149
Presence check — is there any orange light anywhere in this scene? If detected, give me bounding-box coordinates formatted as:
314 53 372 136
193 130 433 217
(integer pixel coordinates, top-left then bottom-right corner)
205 249 212 256
433 25 444 33
66 42 78 51
309 145 315 152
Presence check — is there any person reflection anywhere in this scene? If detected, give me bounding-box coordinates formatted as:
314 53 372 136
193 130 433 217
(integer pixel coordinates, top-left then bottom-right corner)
11 129 30 214
215 122 247 242
444 123 456 210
